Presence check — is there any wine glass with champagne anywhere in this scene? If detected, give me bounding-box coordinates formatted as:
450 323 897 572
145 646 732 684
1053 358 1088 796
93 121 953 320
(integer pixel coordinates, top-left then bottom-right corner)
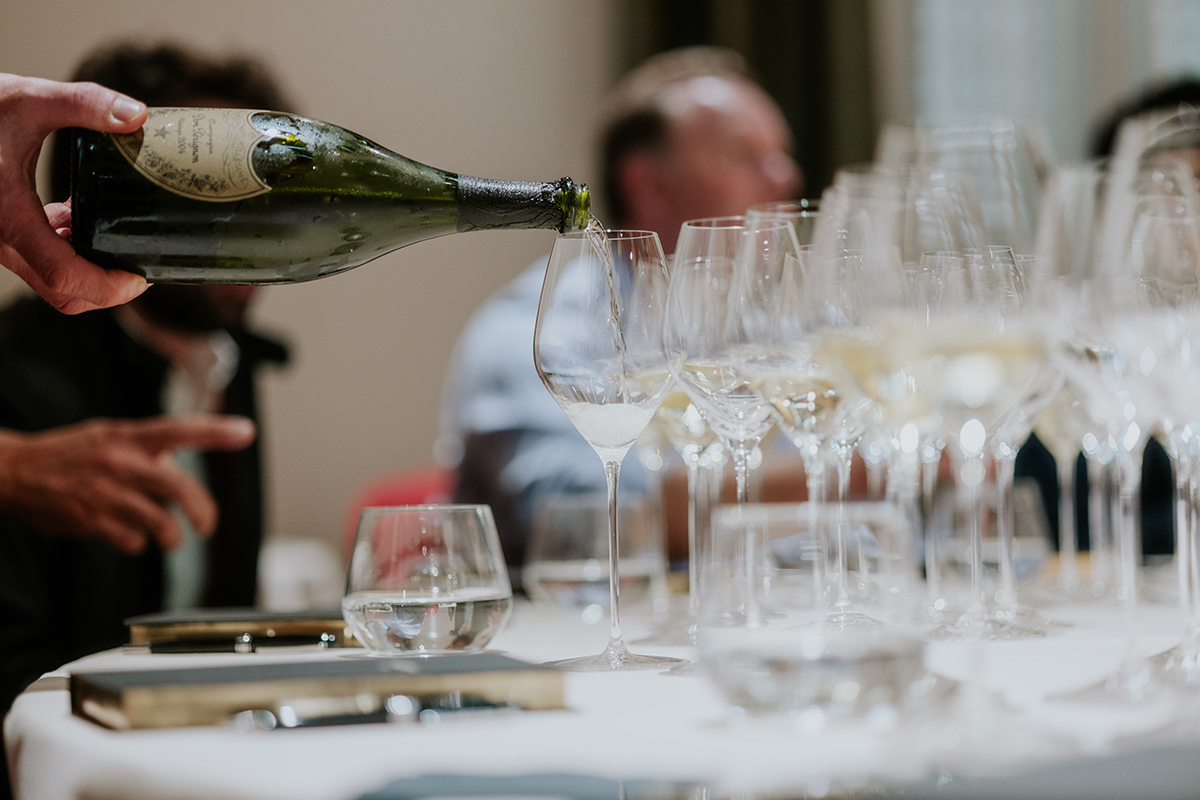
534 227 682 670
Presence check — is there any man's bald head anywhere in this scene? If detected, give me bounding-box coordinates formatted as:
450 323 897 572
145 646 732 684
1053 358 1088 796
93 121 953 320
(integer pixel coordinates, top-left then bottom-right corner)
598 48 801 251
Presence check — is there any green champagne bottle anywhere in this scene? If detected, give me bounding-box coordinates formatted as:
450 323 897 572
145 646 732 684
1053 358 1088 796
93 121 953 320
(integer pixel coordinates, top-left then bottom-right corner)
70 107 590 284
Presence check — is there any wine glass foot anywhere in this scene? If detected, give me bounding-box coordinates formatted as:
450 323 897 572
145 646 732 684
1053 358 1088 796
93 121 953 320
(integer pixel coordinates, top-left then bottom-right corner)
635 620 698 647
544 638 687 672
663 660 701 677
1154 645 1200 690
1026 575 1113 607
825 608 882 629
929 613 1045 641
924 600 962 626
994 603 1072 632
1053 656 1176 707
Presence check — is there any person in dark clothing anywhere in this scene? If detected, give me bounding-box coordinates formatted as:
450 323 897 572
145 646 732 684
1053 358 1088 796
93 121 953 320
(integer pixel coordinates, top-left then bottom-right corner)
0 297 286 711
0 42 293 800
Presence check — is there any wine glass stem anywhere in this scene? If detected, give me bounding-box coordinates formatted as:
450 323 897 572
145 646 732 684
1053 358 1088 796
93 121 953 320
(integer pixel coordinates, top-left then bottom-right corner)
685 458 704 621
1189 467 1200 636
732 442 751 505
963 452 986 618
805 454 826 605
922 447 943 604
805 451 826 507
995 450 1016 607
1172 452 1191 628
1087 455 1112 594
744 517 762 628
604 460 626 649
835 453 852 610
1116 447 1142 613
1112 441 1147 669
1057 455 1079 589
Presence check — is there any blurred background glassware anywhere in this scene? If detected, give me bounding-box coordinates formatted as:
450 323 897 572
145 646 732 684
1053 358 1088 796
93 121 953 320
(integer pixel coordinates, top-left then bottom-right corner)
898 167 986 265
534 228 680 671
812 243 1048 639
1096 108 1200 279
929 247 1048 640
523 492 664 612
988 354 1067 633
738 247 838 608
878 117 1049 254
1125 195 1200 290
343 505 513 655
799 249 901 628
1033 161 1109 284
698 504 927 725
745 199 820 247
762 501 921 621
810 165 904 269
701 623 926 725
643 387 723 646
1049 277 1184 708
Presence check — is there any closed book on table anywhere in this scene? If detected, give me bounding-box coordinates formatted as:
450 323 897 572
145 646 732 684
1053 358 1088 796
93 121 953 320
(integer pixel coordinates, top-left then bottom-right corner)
71 653 563 730
125 608 357 648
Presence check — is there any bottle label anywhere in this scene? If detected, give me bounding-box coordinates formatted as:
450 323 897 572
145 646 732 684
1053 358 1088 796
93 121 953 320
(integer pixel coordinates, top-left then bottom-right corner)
110 108 271 202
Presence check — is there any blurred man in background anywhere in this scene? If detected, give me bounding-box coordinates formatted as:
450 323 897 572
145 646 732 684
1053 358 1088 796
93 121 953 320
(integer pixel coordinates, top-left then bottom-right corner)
437 47 800 579
0 42 291 731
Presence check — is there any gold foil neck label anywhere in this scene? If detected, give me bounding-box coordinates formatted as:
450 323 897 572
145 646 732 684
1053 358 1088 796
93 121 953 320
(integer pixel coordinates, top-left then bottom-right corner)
111 108 270 202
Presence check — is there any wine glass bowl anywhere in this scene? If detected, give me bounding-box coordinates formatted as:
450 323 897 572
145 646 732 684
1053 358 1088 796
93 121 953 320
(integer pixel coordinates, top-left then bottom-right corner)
746 199 821 247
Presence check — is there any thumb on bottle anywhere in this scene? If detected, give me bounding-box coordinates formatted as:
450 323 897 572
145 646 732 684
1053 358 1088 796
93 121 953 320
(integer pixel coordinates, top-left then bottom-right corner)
22 77 147 136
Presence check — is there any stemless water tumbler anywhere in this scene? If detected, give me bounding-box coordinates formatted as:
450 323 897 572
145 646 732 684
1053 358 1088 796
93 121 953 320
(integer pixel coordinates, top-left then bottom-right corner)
343 505 513 655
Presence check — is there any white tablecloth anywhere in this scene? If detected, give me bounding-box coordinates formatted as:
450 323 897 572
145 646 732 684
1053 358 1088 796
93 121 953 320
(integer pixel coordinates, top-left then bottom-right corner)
5 599 1199 800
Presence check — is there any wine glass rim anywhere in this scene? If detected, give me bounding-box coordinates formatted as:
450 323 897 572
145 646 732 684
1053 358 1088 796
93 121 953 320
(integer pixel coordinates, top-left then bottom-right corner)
358 504 491 515
559 228 659 241
883 113 1024 134
680 215 746 229
747 199 819 215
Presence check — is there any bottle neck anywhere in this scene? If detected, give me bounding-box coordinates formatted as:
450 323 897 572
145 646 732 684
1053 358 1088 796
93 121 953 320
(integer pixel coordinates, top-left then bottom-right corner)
456 176 585 234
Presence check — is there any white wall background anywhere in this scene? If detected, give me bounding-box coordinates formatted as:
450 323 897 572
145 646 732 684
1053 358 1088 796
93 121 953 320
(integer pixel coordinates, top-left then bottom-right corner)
0 0 619 573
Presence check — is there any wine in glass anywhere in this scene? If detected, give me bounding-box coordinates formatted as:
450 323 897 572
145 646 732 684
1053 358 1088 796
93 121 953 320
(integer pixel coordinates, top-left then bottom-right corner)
534 228 682 671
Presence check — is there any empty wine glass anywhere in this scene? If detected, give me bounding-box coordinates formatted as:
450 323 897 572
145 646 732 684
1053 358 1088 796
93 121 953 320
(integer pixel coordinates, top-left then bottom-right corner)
899 167 986 264
534 228 682 671
797 252 895 627
1048 278 1177 709
746 199 820 246
665 217 791 506
879 117 1048 254
930 247 1048 640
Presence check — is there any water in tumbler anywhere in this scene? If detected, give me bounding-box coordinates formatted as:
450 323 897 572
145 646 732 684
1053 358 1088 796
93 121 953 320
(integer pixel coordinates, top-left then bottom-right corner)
342 587 512 654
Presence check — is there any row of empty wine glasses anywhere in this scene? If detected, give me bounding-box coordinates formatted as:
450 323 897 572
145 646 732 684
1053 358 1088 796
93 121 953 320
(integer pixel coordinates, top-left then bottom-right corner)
530 111 1200 684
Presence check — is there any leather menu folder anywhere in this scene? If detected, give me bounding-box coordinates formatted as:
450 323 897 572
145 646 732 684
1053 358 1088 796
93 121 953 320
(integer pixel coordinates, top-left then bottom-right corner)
72 653 564 729
125 607 357 648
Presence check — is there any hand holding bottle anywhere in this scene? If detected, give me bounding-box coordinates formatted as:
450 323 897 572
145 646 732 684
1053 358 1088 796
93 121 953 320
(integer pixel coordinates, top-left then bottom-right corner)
0 73 149 313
